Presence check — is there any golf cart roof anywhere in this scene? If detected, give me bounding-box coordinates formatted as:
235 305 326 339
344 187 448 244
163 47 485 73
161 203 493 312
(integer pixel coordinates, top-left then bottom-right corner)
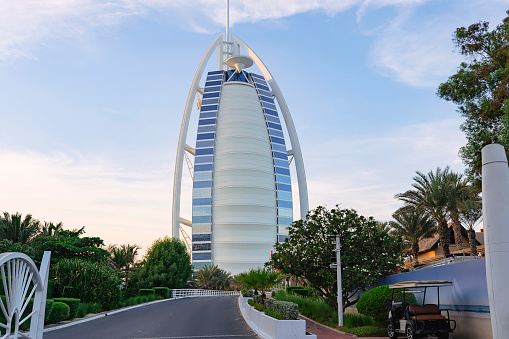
389 280 452 289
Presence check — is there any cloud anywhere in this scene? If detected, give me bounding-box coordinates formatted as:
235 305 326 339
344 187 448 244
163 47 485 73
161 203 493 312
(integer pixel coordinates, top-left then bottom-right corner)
303 118 466 221
0 149 194 256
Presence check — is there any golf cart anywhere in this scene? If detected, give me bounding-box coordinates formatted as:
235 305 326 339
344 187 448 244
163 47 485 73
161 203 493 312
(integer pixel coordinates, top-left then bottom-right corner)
387 280 456 339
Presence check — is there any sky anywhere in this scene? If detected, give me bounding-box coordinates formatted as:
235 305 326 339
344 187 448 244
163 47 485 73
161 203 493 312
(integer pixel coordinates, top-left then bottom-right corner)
1 0 506 257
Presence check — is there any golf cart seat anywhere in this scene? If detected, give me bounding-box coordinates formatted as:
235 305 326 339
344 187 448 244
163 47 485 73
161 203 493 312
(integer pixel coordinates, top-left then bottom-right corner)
408 304 446 321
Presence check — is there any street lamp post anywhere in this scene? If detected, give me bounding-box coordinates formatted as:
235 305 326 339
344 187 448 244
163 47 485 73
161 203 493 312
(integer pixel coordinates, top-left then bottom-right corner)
336 236 343 327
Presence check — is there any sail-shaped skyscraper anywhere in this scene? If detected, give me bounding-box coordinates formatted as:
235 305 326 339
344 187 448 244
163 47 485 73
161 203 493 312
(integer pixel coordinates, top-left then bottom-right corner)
172 9 308 275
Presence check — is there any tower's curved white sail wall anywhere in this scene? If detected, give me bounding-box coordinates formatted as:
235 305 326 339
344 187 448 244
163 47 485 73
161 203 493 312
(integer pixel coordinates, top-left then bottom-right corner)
212 81 277 274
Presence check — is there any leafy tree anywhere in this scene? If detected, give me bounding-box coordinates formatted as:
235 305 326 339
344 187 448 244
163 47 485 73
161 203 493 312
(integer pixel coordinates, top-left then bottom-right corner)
396 167 453 257
40 221 64 237
0 212 40 243
0 239 35 259
137 237 192 289
194 264 232 290
270 206 404 310
459 195 483 255
390 208 436 265
438 12 509 190
108 244 140 291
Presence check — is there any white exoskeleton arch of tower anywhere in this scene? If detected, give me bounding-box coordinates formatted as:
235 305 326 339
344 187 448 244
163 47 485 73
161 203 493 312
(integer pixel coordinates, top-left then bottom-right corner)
171 33 309 242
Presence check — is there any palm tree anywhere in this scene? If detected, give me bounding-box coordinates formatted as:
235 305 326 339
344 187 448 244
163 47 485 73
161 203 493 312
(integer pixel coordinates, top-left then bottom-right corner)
236 268 283 301
376 221 393 234
108 244 140 290
40 221 64 237
443 171 470 251
194 264 233 290
459 196 482 256
396 167 452 257
390 208 436 265
0 212 40 243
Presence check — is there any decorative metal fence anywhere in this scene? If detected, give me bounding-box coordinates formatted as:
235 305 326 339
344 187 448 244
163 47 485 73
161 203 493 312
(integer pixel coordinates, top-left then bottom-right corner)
172 289 239 298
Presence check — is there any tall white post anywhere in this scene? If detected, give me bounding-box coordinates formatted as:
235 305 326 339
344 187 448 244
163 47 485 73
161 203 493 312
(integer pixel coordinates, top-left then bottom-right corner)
336 236 343 326
482 143 509 339
226 0 229 42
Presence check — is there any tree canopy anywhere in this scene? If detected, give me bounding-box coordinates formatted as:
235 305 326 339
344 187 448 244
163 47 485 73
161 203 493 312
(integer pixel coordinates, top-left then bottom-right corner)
438 11 509 189
136 237 192 289
269 206 404 310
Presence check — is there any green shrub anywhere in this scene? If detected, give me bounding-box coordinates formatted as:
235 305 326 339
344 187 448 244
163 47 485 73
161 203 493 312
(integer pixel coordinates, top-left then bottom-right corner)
76 303 87 318
343 313 375 328
267 300 299 320
84 303 102 314
253 295 263 304
273 290 336 324
139 289 155 297
286 286 309 297
152 287 170 299
248 299 255 307
264 298 274 309
47 280 54 299
340 325 387 336
265 308 284 320
54 258 121 311
45 299 55 323
357 285 417 321
47 302 70 324
53 298 81 319
254 303 265 312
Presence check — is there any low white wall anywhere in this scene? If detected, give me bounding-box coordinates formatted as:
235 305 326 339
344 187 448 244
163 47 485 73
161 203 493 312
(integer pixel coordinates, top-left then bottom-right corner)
238 296 316 339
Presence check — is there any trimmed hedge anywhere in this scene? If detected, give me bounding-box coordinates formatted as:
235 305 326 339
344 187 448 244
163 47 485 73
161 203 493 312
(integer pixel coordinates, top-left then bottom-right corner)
139 289 155 297
53 298 81 319
47 302 70 324
286 286 309 297
153 287 170 299
357 285 417 321
265 308 284 320
267 300 299 320
45 299 55 323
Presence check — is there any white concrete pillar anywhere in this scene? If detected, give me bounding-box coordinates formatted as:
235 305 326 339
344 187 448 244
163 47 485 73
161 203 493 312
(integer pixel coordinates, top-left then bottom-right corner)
482 143 509 339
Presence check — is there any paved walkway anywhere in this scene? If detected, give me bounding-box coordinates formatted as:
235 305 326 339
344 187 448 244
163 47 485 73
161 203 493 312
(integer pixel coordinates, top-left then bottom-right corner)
300 315 386 339
44 296 257 339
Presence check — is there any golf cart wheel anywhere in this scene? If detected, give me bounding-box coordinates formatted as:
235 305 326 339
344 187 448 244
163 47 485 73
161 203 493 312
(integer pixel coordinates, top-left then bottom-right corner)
406 324 419 339
437 333 449 339
387 322 399 338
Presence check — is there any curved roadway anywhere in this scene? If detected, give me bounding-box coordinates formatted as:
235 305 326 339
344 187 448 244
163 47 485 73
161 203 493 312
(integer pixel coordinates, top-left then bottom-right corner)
44 296 257 339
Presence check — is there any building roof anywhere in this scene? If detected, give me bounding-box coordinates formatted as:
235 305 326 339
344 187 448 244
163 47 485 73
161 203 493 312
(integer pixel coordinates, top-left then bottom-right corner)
418 223 481 254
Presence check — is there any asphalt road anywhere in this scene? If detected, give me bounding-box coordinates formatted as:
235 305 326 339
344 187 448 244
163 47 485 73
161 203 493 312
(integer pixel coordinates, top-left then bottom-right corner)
44 296 258 339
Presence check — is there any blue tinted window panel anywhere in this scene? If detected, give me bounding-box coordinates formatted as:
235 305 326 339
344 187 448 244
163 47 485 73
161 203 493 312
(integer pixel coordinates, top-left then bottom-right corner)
192 233 211 242
271 136 286 145
193 180 212 188
197 125 216 133
193 171 212 181
205 80 222 87
195 164 213 171
264 109 278 117
206 74 223 81
251 73 264 80
274 159 289 168
193 206 211 215
208 70 224 75
276 175 291 184
204 86 221 93
196 140 214 148
278 200 293 208
275 167 291 176
200 105 217 112
202 98 219 106
257 89 272 97
193 188 211 198
193 243 211 251
277 183 292 192
193 216 212 224
278 235 289 243
269 129 285 138
256 83 270 92
196 147 214 155
199 112 217 119
197 133 215 140
267 122 282 130
193 253 212 261
198 118 216 125
203 92 220 99
265 115 280 123
259 95 273 103
278 208 293 218
253 78 267 85
193 198 212 206
278 217 294 226
262 101 277 110
273 151 288 160
193 261 210 270
271 143 287 153
194 156 213 164
278 191 292 200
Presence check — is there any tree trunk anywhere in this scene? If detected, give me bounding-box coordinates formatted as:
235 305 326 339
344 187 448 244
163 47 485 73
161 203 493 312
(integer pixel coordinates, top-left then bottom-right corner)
468 228 478 256
451 211 463 251
412 242 420 265
438 219 451 257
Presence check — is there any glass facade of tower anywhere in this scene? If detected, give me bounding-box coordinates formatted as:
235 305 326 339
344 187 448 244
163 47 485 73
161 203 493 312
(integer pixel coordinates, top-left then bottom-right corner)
191 70 293 271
